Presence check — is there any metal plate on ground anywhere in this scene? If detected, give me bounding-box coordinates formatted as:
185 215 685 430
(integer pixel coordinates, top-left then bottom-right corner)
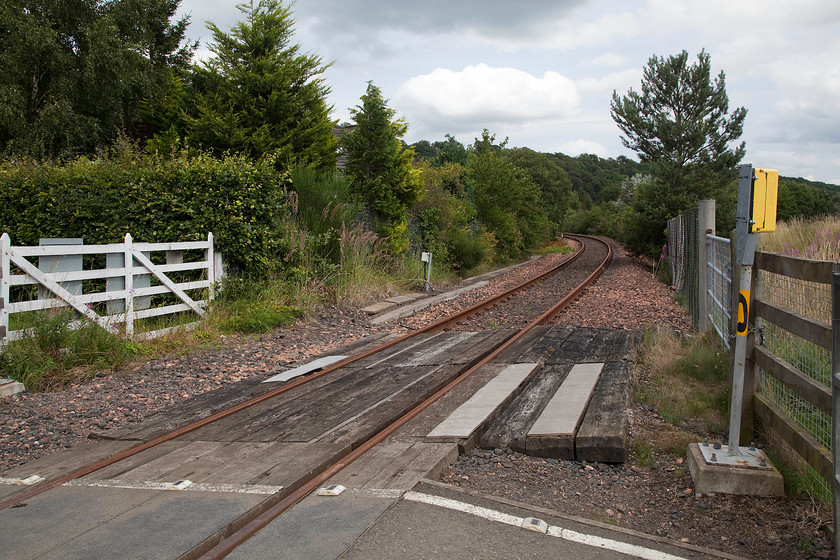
697 443 772 470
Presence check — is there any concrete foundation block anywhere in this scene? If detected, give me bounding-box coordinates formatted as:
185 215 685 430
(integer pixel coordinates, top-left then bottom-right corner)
687 443 784 497
0 379 25 397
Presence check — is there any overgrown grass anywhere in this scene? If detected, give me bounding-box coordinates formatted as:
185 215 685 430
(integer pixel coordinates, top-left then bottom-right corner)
761 216 840 261
533 239 575 255
0 310 139 391
633 328 730 460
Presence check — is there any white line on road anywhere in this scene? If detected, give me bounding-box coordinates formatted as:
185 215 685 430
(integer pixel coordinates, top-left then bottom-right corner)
404 491 689 560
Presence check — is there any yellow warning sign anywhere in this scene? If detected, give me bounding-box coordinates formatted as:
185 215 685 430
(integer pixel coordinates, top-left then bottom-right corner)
737 290 750 336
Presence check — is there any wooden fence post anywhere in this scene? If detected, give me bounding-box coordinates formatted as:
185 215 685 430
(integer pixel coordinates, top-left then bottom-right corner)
831 268 840 556
0 233 10 348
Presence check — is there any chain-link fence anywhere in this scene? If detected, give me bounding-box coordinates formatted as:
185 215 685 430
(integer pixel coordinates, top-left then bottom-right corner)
668 207 700 325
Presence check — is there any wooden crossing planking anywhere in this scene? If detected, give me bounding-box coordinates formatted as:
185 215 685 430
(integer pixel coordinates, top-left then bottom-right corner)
348 331 474 369
104 440 225 482
327 441 458 491
381 443 459 489
480 364 570 452
251 443 348 487
275 365 443 443
513 325 574 364
575 361 633 463
491 326 550 364
96 333 397 442
427 362 540 439
81 441 188 481
448 330 516 364
181 362 415 442
0 440 137 481
547 327 600 365
319 363 469 446
140 442 276 484
526 362 604 459
328 441 415 487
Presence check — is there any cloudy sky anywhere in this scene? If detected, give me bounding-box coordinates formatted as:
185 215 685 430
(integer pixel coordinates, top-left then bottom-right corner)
176 0 840 184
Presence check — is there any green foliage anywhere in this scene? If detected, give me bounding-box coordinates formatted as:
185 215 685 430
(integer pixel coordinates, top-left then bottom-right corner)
564 202 626 239
213 280 300 333
777 178 839 221
611 50 746 256
341 82 424 253
450 231 490 271
289 163 359 266
550 153 646 206
0 0 194 159
0 151 290 276
469 131 553 261
508 147 575 225
181 0 336 168
0 310 137 391
411 161 478 269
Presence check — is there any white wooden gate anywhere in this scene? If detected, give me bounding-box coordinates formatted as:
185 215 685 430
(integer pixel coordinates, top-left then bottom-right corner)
0 233 224 347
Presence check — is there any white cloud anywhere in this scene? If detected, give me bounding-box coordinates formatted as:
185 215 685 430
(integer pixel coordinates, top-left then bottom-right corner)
558 139 609 157
396 64 580 128
577 69 642 95
591 53 625 67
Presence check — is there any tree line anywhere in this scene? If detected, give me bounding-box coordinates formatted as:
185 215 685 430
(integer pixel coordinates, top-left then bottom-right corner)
1 0 837 277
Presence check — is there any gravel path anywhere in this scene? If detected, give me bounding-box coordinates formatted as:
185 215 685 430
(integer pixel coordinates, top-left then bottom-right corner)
0 238 832 559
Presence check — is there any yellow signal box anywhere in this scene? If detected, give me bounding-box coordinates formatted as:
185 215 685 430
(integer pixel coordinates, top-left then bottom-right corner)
750 168 779 233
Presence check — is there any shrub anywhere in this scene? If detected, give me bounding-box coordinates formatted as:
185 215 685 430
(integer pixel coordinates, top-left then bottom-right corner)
0 151 291 276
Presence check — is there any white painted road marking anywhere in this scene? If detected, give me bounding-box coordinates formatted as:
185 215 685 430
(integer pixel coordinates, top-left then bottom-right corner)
404 491 690 560
63 479 283 495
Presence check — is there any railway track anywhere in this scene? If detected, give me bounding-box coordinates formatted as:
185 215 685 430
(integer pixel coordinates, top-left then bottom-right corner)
0 235 624 560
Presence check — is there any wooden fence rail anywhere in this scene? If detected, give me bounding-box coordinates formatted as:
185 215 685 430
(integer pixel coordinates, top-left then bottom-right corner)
745 249 839 485
0 232 224 347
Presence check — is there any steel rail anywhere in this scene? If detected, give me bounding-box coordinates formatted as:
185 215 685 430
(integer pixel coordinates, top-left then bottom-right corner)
191 235 612 560
0 235 603 514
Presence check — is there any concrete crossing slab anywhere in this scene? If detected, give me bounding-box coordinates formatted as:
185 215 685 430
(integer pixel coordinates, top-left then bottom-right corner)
263 355 349 383
427 363 539 439
528 363 604 437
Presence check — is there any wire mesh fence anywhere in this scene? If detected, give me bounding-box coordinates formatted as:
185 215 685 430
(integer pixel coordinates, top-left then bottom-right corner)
757 268 833 497
706 235 732 351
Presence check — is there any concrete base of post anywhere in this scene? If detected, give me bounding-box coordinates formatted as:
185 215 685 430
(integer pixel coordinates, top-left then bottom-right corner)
687 443 784 496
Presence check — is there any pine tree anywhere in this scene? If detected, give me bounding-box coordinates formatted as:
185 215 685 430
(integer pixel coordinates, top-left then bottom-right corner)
341 82 423 252
184 0 336 168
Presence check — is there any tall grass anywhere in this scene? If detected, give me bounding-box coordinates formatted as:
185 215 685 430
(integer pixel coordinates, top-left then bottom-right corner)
761 216 840 261
0 310 139 391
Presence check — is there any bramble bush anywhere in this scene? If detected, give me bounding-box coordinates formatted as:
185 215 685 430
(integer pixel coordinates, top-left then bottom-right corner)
0 151 291 276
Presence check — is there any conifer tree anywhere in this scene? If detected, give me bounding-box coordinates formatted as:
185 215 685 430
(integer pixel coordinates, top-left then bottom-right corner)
184 0 336 168
341 82 423 252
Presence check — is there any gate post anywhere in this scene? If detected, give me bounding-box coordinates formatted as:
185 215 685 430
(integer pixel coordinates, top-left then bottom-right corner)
0 233 10 348
698 199 716 332
831 269 840 556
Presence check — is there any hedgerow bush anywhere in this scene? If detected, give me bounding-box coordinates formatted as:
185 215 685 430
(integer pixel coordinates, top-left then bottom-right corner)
0 151 291 276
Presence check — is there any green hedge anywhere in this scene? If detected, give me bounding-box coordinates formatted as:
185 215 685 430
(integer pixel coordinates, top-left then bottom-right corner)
0 153 290 276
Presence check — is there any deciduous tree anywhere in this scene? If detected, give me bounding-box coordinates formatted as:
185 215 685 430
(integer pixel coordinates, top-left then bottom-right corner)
0 0 193 158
